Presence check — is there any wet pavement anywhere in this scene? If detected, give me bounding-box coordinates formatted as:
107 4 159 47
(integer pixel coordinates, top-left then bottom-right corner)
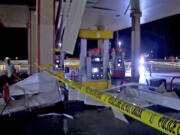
66 109 165 135
0 63 180 135
0 102 168 135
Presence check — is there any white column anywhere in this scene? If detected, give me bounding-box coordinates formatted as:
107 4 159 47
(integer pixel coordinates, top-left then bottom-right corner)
80 39 87 81
130 0 141 81
131 12 141 80
36 0 55 71
28 9 36 74
98 40 103 51
103 40 110 79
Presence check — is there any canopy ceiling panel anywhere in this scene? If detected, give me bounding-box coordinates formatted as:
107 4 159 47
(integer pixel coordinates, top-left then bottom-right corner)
81 0 180 31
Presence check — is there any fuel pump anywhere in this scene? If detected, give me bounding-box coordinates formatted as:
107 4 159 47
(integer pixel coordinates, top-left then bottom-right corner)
111 48 125 78
54 43 64 71
87 48 104 80
78 29 113 90
54 51 62 70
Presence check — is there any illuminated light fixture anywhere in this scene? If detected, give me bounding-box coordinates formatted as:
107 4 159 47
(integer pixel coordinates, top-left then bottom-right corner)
55 65 59 68
118 41 122 47
117 63 121 67
92 68 99 73
58 42 62 48
56 59 60 63
118 59 121 62
5 57 9 61
94 57 100 62
139 56 145 64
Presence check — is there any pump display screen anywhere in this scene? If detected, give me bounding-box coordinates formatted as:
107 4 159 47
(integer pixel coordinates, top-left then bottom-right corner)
92 57 101 63
91 67 103 79
94 57 100 62
54 54 62 70
87 55 104 80
92 67 99 73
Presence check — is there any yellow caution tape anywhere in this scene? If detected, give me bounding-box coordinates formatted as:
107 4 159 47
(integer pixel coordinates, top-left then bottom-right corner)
54 48 63 52
39 64 52 67
45 69 180 135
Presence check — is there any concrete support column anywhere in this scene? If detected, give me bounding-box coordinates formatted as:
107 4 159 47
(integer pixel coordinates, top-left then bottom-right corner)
103 40 110 79
98 40 104 52
97 26 104 56
28 9 36 74
80 39 87 81
130 12 141 80
36 0 55 71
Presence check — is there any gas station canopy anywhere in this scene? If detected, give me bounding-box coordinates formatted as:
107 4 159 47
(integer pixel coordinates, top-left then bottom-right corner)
82 0 180 31
0 0 179 31
62 0 180 54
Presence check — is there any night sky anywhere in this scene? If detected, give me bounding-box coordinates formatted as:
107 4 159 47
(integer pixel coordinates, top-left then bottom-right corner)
0 27 27 60
0 14 180 60
116 14 180 59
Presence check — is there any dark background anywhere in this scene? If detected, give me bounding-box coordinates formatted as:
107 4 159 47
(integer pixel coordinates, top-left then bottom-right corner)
0 14 180 60
0 27 27 60
116 14 180 59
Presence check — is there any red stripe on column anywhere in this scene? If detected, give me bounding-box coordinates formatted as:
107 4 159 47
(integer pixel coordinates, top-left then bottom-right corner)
36 0 41 72
29 10 32 74
53 0 56 68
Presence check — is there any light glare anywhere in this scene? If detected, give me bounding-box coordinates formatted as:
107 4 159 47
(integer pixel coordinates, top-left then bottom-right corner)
94 57 100 62
92 68 99 73
118 41 122 47
58 42 62 48
139 56 145 64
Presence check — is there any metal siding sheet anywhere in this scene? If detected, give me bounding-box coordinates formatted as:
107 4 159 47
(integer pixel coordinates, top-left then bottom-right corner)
62 0 87 54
